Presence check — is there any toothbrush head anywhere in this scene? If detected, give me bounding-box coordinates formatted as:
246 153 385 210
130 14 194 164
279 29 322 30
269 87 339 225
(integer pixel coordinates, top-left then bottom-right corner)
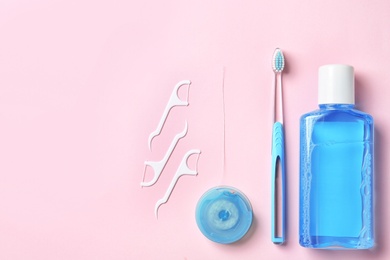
272 48 285 73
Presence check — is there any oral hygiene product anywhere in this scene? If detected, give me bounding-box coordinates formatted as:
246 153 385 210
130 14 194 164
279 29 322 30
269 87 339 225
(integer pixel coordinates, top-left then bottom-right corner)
155 149 201 218
195 186 253 244
299 65 374 249
141 121 188 187
148 80 191 150
195 68 253 244
271 48 286 244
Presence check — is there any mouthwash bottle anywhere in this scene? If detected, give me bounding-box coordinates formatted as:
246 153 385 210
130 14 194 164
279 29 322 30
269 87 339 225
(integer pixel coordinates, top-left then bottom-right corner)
299 65 374 249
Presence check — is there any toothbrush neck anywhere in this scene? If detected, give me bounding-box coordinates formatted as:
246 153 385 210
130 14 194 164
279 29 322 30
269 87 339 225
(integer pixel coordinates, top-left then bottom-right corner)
319 104 355 110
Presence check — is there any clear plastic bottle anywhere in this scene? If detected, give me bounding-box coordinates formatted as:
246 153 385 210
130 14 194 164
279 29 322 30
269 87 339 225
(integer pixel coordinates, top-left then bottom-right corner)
299 65 374 249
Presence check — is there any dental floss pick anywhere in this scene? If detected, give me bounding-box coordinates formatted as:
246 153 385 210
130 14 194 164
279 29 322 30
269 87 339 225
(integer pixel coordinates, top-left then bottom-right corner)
141 121 188 187
142 79 202 218
148 80 191 151
155 149 201 218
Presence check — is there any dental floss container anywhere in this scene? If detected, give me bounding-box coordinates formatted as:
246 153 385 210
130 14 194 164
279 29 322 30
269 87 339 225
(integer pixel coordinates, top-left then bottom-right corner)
195 186 253 244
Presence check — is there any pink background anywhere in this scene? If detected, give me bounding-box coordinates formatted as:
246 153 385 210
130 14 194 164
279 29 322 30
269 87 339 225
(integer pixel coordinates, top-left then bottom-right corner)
1 0 389 259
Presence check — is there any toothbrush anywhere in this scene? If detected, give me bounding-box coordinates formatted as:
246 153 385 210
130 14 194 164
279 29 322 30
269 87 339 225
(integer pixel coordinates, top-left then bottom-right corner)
271 48 286 244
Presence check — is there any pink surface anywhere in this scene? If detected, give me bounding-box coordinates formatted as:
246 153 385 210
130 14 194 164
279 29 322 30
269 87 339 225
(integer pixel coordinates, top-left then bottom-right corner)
1 0 389 259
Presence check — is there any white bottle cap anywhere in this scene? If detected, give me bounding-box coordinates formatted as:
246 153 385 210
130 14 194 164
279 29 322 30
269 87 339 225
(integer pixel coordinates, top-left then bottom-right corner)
318 64 355 105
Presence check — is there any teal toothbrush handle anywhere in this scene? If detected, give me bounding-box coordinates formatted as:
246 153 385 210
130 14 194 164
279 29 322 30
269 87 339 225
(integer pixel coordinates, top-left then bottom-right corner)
271 122 286 244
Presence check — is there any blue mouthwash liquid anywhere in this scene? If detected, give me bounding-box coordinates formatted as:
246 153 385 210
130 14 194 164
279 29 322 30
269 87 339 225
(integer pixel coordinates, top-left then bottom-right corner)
299 65 374 249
